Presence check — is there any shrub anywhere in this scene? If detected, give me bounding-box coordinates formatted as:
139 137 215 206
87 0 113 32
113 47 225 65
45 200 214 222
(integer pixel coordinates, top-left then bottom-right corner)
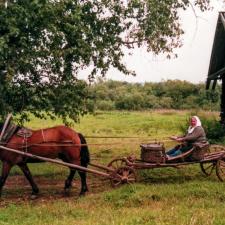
88 80 221 111
96 100 115 110
201 117 225 143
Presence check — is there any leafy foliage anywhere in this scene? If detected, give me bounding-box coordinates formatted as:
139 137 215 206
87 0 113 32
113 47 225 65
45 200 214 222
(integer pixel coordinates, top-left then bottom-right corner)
0 0 210 123
198 116 225 143
88 79 221 111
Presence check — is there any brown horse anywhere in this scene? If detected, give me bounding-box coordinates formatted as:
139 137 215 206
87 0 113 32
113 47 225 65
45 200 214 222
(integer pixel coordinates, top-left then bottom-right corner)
0 124 90 198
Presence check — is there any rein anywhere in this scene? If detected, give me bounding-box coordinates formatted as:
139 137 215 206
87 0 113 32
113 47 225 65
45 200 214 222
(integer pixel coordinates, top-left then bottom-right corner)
85 136 150 138
0 138 174 149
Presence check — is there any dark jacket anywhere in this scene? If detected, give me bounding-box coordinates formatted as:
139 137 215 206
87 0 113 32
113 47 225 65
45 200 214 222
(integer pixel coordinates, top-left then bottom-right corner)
182 126 208 145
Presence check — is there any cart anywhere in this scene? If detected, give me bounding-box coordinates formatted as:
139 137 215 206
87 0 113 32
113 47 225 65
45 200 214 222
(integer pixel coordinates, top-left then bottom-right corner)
107 143 225 186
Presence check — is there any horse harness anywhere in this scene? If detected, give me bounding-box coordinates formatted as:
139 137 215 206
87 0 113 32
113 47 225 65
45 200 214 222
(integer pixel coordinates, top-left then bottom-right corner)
0 123 33 152
17 127 33 152
0 116 75 150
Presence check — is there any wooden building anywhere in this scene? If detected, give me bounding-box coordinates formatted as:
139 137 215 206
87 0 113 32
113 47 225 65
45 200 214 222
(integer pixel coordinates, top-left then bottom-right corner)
207 12 225 123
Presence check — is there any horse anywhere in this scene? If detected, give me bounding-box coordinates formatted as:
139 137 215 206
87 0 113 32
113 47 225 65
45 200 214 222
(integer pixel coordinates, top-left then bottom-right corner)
0 124 90 198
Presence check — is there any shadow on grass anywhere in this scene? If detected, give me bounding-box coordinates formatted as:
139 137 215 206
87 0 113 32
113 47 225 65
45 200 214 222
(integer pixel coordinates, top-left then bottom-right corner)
137 166 218 185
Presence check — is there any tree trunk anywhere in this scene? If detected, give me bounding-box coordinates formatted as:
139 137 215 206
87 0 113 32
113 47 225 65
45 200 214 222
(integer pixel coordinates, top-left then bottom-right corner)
220 76 225 125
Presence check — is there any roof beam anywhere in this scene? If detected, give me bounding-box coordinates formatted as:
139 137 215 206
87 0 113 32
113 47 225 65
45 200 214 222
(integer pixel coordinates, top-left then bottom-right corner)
207 66 225 80
221 12 225 29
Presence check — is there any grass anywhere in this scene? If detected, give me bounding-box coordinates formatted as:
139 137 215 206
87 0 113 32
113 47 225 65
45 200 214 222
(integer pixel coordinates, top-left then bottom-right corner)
0 110 224 225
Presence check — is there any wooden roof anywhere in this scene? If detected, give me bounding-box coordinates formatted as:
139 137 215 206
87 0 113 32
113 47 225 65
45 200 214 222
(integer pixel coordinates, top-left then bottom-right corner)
206 12 225 89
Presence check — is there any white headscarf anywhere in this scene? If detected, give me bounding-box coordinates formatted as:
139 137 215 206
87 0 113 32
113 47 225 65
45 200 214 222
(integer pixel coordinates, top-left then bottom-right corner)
187 116 201 134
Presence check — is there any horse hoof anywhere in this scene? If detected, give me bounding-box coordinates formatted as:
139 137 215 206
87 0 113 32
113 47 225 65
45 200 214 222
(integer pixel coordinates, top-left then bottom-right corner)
64 188 71 197
30 194 38 200
79 192 86 197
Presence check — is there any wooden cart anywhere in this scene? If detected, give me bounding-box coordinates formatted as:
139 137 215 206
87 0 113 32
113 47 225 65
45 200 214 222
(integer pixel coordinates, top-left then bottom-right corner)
107 143 225 187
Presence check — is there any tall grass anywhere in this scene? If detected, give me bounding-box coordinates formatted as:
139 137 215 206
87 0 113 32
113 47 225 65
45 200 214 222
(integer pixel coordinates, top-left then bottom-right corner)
0 110 224 225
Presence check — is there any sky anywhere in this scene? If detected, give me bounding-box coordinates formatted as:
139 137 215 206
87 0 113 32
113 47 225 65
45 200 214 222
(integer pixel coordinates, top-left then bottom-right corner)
79 1 225 84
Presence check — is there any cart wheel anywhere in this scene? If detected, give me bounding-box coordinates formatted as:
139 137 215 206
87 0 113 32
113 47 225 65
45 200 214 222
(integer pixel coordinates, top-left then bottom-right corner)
200 162 216 176
107 158 127 170
216 159 225 181
110 166 137 187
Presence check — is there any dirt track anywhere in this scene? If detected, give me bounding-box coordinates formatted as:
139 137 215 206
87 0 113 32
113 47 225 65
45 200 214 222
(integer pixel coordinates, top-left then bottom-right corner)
0 174 110 206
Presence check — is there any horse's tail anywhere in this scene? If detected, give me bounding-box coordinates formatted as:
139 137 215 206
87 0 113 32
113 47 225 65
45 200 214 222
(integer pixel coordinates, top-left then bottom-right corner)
78 133 90 167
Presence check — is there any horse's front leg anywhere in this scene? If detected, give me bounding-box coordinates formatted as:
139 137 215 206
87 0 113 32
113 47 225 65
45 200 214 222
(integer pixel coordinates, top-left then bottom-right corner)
0 162 12 197
18 163 39 199
78 171 88 196
64 169 76 196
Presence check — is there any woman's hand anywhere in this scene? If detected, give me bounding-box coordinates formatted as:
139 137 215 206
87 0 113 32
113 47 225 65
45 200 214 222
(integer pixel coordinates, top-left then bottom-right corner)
169 136 178 141
176 137 184 142
169 136 184 142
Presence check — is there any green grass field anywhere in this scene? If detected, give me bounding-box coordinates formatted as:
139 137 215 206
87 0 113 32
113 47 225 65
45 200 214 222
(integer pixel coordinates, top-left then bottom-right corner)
0 110 225 225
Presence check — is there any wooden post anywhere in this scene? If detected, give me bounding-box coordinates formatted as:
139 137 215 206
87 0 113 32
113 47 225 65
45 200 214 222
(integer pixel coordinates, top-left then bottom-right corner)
220 76 225 125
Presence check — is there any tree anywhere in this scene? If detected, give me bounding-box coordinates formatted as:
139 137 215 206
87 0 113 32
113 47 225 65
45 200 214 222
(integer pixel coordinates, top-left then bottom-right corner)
0 0 210 123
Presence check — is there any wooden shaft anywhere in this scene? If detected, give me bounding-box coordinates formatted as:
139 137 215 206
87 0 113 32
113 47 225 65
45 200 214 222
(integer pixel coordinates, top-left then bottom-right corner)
89 162 115 172
0 113 12 141
0 145 111 178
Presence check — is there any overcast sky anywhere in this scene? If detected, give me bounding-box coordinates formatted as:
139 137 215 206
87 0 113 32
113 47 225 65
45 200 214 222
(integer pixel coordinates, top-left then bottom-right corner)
79 1 225 84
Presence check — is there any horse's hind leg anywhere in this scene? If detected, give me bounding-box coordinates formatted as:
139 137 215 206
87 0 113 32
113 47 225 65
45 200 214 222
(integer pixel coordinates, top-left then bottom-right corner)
64 169 88 196
18 163 39 198
78 171 88 196
0 162 12 197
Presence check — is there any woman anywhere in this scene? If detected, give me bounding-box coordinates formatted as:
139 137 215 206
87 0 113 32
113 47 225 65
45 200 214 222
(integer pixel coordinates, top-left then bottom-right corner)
166 116 208 158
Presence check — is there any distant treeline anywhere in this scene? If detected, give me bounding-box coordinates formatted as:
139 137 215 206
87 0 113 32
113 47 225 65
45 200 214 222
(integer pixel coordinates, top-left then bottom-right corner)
87 79 221 111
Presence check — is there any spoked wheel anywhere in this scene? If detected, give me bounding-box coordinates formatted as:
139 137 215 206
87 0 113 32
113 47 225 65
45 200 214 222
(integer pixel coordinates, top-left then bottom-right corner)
110 166 137 187
200 162 216 176
216 159 225 181
107 158 128 170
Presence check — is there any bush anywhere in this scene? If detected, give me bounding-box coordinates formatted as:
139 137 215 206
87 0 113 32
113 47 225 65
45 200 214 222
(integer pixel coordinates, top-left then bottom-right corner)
201 117 225 143
96 100 115 110
88 80 221 111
